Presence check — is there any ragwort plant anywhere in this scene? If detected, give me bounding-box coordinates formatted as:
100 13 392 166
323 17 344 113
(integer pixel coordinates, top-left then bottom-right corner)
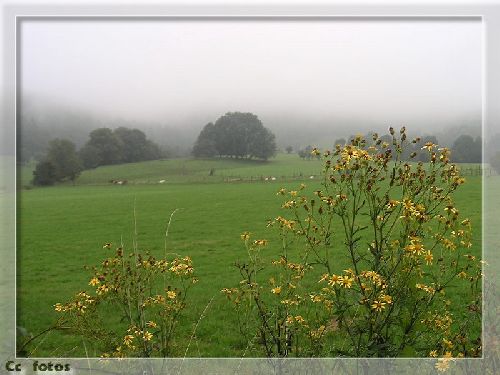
224 127 482 358
51 242 198 357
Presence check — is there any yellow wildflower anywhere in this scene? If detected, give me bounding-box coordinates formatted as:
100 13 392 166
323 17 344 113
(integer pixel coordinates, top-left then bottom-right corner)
435 359 450 372
442 338 453 349
443 351 453 359
386 200 400 209
421 142 435 151
253 239 268 246
240 232 250 241
424 250 434 265
146 321 157 328
167 290 177 299
310 294 323 303
371 300 386 312
96 284 110 295
328 274 341 286
381 294 392 304
89 277 100 286
143 331 153 341
294 315 305 324
339 276 353 288
271 286 282 295
123 335 134 346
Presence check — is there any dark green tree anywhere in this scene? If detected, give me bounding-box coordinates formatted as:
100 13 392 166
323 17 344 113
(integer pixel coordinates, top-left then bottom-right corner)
80 128 123 167
452 135 481 163
298 145 314 160
32 161 57 186
193 112 276 160
285 146 293 154
79 144 101 169
192 123 217 158
113 127 160 162
248 127 276 161
45 138 83 182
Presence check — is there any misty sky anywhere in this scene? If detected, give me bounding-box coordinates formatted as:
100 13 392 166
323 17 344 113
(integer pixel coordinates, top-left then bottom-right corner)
20 18 482 128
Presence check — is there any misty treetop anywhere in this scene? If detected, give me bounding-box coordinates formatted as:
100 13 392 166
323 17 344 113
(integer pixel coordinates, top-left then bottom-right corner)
192 112 276 161
79 127 161 169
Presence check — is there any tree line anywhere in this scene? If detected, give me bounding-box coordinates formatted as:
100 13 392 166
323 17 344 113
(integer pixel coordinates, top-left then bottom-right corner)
30 113 486 186
32 112 277 186
33 127 161 185
295 133 482 163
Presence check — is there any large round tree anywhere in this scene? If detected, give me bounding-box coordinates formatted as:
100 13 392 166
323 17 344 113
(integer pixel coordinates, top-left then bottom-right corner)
192 112 276 160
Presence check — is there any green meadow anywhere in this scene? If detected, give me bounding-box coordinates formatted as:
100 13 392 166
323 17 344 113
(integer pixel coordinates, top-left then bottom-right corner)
16 154 483 357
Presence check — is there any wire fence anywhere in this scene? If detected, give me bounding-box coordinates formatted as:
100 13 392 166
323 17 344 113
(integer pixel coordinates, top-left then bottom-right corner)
459 166 492 177
221 167 493 183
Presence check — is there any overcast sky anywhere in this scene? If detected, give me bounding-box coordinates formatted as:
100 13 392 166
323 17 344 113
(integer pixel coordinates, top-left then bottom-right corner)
20 18 482 128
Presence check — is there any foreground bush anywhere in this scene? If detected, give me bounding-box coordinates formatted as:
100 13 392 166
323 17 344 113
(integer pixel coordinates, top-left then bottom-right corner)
49 244 198 357
223 128 482 359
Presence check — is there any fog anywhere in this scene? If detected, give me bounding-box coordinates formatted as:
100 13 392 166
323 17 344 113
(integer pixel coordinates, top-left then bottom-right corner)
20 18 482 149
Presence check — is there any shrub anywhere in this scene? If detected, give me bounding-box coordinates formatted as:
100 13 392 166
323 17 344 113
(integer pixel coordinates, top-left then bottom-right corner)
50 244 198 357
223 127 482 358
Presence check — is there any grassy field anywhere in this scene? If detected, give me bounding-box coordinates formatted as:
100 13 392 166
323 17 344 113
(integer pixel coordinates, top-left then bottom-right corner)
18 154 327 187
16 154 484 357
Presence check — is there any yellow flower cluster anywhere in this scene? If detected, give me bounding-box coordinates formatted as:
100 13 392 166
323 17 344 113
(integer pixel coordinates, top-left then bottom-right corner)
54 291 96 314
280 297 300 306
286 315 307 326
386 199 400 210
282 200 297 209
271 286 282 294
339 145 372 163
404 236 425 256
123 325 154 348
421 312 453 332
435 358 451 372
359 270 386 289
274 216 296 230
416 283 436 294
96 284 110 295
400 199 427 222
253 239 268 246
169 257 194 276
321 272 354 289
421 142 435 151
438 147 451 163
310 325 327 339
